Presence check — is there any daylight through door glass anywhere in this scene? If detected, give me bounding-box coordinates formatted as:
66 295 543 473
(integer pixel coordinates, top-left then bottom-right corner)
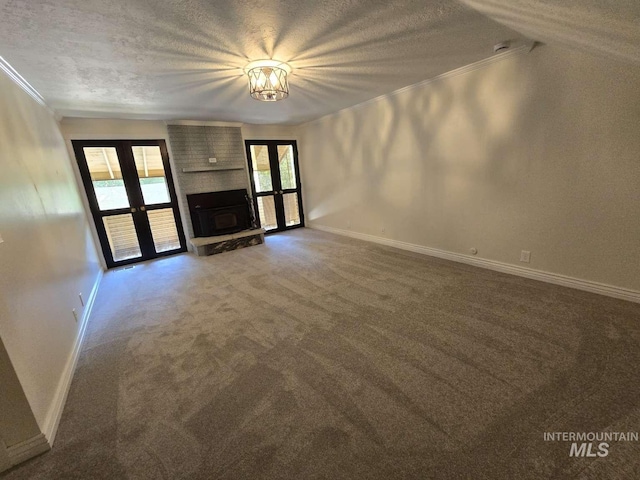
103 214 142 261
282 193 301 226
250 145 273 192
277 145 297 190
132 146 171 205
257 196 278 230
148 208 181 253
83 147 129 210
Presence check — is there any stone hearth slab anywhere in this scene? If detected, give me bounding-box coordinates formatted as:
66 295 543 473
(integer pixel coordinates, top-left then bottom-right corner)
190 228 265 256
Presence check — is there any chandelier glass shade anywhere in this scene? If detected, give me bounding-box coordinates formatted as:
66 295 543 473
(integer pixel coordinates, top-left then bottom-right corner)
246 61 290 101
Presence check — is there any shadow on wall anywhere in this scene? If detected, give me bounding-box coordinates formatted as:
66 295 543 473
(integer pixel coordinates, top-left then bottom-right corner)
306 52 533 245
302 45 640 290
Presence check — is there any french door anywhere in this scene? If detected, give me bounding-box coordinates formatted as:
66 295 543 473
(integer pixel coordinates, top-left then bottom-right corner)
245 140 304 233
73 140 186 268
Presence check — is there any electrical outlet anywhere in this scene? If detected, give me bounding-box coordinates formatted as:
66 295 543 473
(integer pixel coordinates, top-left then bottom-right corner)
208 157 217 164
72 309 78 322
79 293 84 306
520 250 531 263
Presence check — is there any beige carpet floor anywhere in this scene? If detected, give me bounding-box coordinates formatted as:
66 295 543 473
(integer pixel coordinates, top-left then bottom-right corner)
3 228 640 479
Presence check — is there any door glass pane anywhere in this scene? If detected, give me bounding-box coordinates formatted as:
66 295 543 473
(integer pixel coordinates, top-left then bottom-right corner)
103 214 141 261
83 147 129 210
283 193 301 226
148 208 181 253
257 196 277 231
132 146 171 205
277 145 297 190
249 145 273 192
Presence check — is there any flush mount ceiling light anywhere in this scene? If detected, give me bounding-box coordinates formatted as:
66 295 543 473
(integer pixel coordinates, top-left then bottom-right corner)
245 60 292 102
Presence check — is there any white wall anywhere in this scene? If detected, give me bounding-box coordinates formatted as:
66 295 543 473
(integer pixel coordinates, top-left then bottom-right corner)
59 117 170 139
242 124 301 141
0 71 101 443
299 45 640 292
59 119 300 144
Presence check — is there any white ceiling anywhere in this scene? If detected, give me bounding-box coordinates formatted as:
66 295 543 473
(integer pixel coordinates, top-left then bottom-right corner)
0 0 531 124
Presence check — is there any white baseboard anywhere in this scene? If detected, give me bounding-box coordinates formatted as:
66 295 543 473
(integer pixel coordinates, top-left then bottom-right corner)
42 269 104 445
308 224 640 304
0 438 11 472
6 433 50 467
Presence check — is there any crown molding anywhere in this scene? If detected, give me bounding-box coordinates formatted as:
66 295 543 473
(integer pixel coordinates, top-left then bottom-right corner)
0 56 48 108
165 120 244 128
305 41 535 126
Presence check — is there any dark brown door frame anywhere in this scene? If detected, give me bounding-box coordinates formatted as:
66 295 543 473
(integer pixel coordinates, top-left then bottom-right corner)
245 140 305 233
73 139 187 268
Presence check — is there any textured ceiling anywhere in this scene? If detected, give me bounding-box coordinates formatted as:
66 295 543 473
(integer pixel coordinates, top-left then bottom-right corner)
0 0 530 124
2 1 638 125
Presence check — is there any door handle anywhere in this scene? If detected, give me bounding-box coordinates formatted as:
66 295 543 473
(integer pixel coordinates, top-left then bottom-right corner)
130 207 137 213
140 206 146 211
